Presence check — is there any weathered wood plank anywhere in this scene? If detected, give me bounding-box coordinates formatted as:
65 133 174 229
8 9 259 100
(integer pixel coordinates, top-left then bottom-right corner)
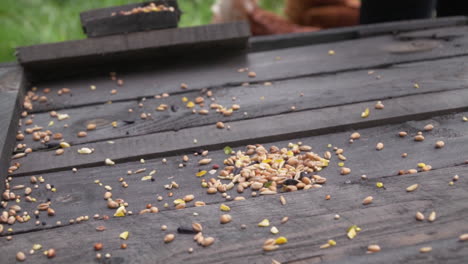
11 88 468 176
0 66 24 187
250 16 467 52
18 56 468 151
80 0 181 38
27 25 468 113
6 110 468 234
17 22 250 82
1 164 467 263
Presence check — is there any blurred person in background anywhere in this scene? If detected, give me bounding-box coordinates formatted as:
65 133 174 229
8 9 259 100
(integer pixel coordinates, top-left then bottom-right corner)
212 0 468 36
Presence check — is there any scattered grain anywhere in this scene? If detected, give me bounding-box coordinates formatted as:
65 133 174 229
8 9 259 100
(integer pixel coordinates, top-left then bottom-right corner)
416 211 425 221
362 196 373 205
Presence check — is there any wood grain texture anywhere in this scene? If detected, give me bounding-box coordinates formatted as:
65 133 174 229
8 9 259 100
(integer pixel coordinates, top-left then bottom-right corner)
6 110 468 234
250 16 467 52
16 22 250 82
1 163 467 263
26 25 468 113
0 66 24 187
18 55 468 151
11 87 468 176
80 0 181 38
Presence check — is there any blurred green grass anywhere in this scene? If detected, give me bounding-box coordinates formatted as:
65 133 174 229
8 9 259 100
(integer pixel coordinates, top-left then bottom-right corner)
0 0 283 62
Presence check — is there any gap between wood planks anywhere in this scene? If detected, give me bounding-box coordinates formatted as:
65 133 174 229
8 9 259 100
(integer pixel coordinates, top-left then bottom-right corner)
1 165 467 263
10 88 468 176
25 25 468 114
17 55 468 152
5 110 468 234
3 161 468 237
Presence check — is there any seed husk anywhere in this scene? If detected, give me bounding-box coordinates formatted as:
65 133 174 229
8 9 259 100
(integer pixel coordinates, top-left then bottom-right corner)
376 142 384 150
367 244 381 253
55 149 64 156
16 251 26 262
435 141 445 148
399 131 408 137
281 217 289 224
198 159 212 165
220 214 232 224
164 234 175 243
362 196 373 205
420 247 432 253
428 211 436 222
406 184 419 192
416 211 425 221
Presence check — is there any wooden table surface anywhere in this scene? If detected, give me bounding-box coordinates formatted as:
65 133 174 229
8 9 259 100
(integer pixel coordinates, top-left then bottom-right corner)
1 18 468 263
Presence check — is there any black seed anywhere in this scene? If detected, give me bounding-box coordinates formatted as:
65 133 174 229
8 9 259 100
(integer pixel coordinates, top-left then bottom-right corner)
42 221 46 226
299 171 309 179
233 167 241 175
171 105 179 112
151 178 155 182
47 198 51 202
283 179 299 186
177 226 197 234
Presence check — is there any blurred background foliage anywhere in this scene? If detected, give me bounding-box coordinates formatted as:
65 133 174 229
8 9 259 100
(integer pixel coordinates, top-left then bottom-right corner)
0 0 283 62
